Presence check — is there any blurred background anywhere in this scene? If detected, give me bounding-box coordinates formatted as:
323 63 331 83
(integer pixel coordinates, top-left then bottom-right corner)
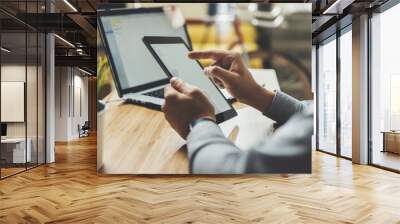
97 3 312 101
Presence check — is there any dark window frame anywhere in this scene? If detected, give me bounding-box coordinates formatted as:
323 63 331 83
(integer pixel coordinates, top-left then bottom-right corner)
315 21 353 161
0 0 47 180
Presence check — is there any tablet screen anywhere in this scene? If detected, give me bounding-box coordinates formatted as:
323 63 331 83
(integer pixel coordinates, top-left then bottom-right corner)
150 43 232 115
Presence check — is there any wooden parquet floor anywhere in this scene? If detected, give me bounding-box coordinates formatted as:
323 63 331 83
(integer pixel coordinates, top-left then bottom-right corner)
1 135 400 224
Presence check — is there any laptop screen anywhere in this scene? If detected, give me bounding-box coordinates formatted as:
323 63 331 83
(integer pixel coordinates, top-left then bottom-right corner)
99 9 191 93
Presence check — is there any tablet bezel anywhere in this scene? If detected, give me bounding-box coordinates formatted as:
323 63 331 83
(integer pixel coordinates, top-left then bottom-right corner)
97 7 193 97
142 36 237 124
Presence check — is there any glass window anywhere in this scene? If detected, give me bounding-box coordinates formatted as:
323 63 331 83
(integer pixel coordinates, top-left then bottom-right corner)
371 3 400 171
317 36 337 154
27 30 38 169
339 28 352 158
0 1 46 179
1 30 28 178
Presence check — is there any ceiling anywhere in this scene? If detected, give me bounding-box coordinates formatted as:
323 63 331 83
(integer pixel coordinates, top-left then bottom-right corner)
0 0 393 73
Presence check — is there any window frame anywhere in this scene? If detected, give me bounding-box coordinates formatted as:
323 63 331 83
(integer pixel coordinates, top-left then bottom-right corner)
315 22 353 160
0 1 48 180
367 0 400 173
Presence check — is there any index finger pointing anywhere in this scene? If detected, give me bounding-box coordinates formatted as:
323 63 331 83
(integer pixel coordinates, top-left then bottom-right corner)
188 50 230 61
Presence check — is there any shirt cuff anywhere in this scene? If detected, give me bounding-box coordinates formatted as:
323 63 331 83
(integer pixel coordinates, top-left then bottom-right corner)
263 91 305 125
187 119 222 159
186 119 243 174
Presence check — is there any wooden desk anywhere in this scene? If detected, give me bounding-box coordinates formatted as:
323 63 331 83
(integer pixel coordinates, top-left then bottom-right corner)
98 69 279 174
98 101 188 174
1 138 32 164
381 131 400 154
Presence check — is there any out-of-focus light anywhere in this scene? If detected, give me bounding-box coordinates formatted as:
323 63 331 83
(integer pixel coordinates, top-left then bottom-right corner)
248 3 258 12
1 47 11 53
78 67 93 76
63 0 78 12
323 0 350 15
215 14 234 22
54 34 75 48
251 15 284 29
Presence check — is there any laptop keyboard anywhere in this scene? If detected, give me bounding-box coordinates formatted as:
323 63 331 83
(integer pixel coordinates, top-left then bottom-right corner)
143 88 164 99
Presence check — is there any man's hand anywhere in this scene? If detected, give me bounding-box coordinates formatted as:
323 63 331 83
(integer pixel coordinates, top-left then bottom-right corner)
163 77 215 139
188 50 275 113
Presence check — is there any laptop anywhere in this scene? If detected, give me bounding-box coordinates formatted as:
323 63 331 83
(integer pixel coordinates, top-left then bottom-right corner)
98 7 193 110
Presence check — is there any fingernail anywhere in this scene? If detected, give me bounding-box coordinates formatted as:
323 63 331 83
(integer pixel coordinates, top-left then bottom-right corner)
204 67 211 74
170 77 181 86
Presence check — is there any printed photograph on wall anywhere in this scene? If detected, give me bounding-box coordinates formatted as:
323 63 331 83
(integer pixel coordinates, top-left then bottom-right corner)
97 3 313 174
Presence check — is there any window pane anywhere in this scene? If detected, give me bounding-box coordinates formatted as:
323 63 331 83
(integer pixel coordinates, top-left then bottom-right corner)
27 30 38 169
317 37 337 154
1 30 28 177
340 29 352 158
371 3 400 171
0 0 46 179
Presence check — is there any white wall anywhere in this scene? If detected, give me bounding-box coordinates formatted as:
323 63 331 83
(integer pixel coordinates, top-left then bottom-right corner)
54 67 89 141
1 65 26 136
1 82 25 122
71 73 89 138
55 67 69 141
1 65 38 138
1 63 47 164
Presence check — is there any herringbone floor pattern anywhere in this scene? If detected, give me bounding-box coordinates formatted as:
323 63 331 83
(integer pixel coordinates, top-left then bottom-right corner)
1 135 400 223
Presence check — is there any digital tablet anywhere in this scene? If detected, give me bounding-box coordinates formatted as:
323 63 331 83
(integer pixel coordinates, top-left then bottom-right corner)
143 36 237 123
